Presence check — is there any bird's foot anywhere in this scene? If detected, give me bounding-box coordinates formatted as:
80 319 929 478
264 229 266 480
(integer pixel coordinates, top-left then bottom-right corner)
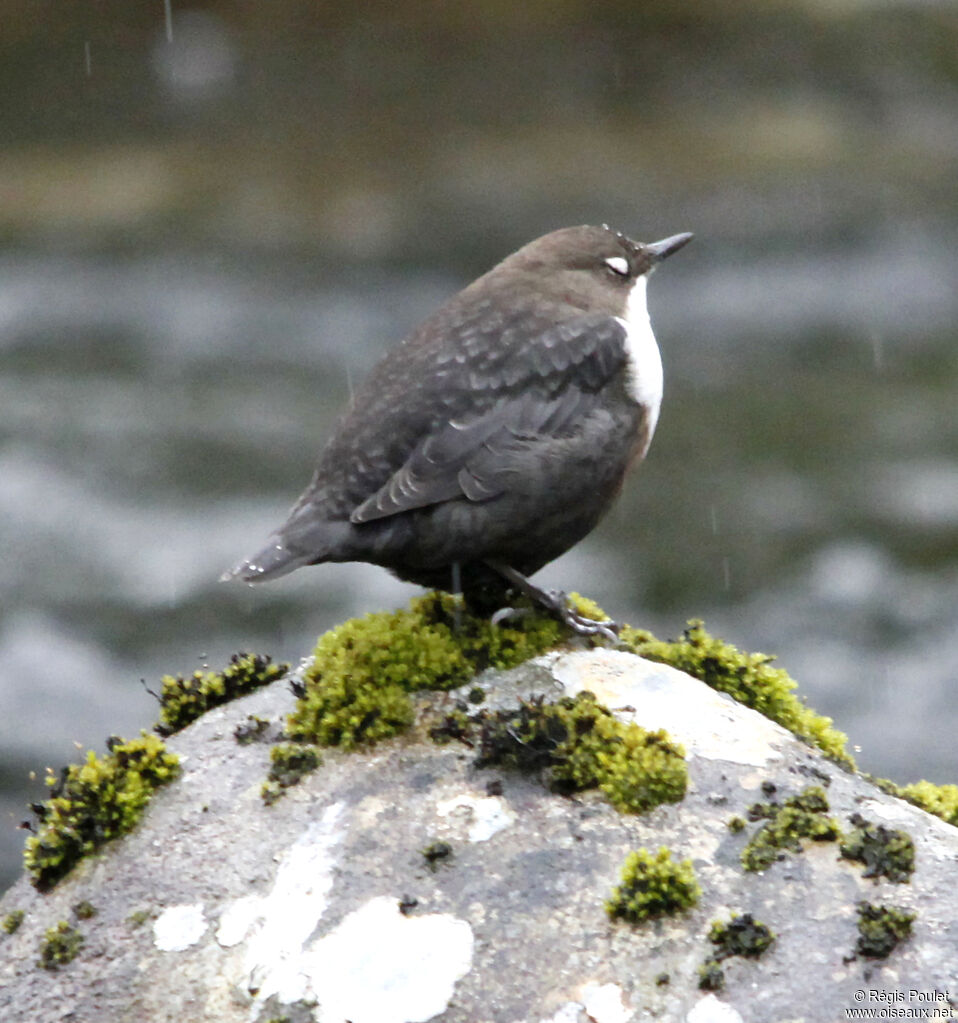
482 560 620 643
489 590 619 644
548 590 620 644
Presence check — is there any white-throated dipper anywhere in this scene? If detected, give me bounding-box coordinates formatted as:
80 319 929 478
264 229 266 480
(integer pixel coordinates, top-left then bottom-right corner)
224 225 692 637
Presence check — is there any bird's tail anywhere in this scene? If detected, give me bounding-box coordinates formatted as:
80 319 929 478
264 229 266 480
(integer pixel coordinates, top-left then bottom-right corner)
220 510 355 584
219 533 313 584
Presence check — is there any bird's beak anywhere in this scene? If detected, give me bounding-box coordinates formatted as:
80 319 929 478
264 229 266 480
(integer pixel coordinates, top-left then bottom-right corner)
646 232 694 263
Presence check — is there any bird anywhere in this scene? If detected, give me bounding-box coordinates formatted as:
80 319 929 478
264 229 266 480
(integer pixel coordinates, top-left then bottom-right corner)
223 224 692 638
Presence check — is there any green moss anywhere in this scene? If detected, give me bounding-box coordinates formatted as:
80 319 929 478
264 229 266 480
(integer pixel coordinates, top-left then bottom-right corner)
740 786 842 872
708 913 776 958
727 815 746 833
2 910 24 934
856 901 915 958
697 959 725 991
156 652 288 736
287 592 562 750
261 743 323 805
428 707 473 745
699 912 775 989
622 620 853 768
567 592 612 625
605 847 700 924
72 900 97 920
878 777 958 828
24 733 180 890
283 594 852 802
127 909 152 927
37 921 83 970
740 788 917 883
839 813 914 883
474 692 687 814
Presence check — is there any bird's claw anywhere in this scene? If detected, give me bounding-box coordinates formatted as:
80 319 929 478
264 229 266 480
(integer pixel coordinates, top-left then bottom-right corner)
558 602 621 644
490 589 620 644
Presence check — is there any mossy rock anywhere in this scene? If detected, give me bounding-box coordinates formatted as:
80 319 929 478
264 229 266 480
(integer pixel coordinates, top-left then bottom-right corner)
286 592 563 750
24 733 179 890
474 692 688 814
156 652 288 736
622 620 852 768
883 778 958 828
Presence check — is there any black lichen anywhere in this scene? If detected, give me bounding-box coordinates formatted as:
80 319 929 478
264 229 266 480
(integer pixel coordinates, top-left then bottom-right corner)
856 901 915 958
708 913 776 959
840 814 915 883
422 840 453 869
699 913 775 989
156 652 288 736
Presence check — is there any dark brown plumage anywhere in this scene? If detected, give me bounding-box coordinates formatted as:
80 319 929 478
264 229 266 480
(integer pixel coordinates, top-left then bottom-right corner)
224 225 692 634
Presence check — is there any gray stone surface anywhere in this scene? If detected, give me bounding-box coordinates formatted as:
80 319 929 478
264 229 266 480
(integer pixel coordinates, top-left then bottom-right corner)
1 648 956 1023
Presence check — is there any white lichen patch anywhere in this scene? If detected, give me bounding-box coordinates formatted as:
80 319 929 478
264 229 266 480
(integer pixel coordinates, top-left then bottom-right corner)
213 802 345 1005
579 980 633 1023
300 895 474 1023
153 902 207 951
686 993 745 1023
552 649 786 767
542 983 632 1023
215 894 262 947
436 792 516 842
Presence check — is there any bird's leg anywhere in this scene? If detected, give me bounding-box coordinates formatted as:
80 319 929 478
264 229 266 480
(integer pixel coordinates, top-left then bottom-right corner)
450 562 463 634
484 561 620 643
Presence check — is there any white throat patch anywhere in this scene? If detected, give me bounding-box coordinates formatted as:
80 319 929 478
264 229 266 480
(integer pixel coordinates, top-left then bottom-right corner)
615 274 663 438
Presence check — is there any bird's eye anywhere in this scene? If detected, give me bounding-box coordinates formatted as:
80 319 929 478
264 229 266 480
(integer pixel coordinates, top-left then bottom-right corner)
604 256 630 277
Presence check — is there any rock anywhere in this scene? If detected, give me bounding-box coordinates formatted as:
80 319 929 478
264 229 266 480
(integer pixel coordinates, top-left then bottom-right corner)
1 646 956 1023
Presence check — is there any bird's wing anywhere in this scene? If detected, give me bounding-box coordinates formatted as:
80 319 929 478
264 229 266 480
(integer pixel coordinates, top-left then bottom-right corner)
350 313 628 523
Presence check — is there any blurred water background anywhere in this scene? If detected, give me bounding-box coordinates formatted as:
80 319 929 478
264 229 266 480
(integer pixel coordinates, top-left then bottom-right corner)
1 1 956 888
